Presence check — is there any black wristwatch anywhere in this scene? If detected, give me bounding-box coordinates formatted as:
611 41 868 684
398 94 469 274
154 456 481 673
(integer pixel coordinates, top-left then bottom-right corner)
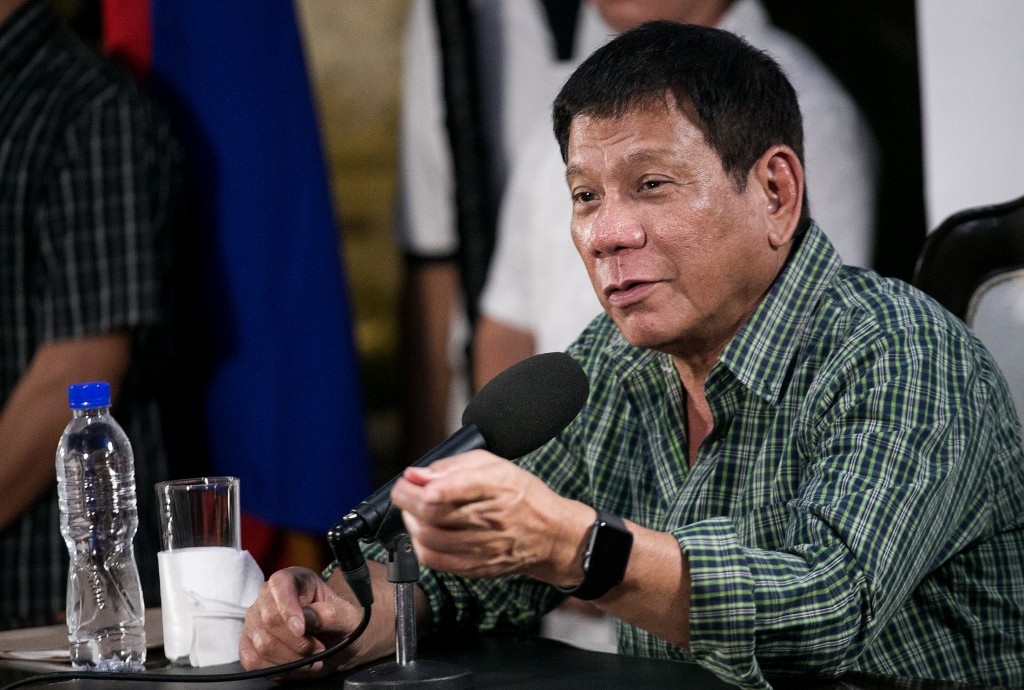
558 510 633 601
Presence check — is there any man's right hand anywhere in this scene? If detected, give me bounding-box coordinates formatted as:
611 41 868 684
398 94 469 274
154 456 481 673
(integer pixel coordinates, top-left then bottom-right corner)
239 565 390 677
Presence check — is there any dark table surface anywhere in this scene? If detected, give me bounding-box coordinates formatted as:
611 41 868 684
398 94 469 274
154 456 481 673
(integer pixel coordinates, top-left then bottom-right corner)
0 631 1010 690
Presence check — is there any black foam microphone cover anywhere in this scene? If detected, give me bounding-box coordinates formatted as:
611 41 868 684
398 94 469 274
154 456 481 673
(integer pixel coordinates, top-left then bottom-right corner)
339 351 588 543
330 352 589 606
462 351 589 457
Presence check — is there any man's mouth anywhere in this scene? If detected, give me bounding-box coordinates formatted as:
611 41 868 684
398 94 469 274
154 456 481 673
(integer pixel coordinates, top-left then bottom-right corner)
604 280 658 308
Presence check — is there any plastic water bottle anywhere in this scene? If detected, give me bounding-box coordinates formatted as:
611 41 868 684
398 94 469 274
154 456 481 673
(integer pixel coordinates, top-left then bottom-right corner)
56 381 146 671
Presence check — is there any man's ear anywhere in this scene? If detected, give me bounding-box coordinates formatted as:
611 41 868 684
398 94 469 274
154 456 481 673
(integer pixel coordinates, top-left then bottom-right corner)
752 145 804 249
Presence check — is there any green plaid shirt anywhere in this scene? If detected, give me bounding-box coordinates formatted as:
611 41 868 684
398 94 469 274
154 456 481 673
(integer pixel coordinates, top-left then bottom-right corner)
360 224 1024 688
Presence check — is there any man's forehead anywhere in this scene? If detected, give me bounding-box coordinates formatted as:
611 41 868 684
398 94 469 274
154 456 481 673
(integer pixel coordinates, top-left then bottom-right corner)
564 107 704 176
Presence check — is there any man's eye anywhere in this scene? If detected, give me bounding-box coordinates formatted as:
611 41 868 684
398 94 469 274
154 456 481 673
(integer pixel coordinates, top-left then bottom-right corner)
641 180 663 190
574 191 595 202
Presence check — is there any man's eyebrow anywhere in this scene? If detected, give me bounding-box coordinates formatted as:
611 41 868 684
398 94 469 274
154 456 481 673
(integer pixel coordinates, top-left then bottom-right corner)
565 148 680 183
564 163 583 183
625 148 676 166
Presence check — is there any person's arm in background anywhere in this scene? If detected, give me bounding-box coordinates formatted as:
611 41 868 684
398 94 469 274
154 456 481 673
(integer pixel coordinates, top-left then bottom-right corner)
0 28 179 532
399 259 460 463
472 316 535 392
471 119 551 392
394 0 463 465
0 333 131 529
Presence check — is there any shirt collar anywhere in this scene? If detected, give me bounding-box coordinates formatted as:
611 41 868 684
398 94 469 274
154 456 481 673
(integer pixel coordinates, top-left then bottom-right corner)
716 223 842 405
0 0 56 79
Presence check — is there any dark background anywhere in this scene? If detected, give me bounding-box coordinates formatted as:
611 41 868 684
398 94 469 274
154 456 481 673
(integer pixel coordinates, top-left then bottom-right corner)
763 0 926 282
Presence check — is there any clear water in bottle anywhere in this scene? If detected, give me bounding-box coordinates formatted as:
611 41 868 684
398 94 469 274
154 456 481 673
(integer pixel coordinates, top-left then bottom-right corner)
56 382 146 671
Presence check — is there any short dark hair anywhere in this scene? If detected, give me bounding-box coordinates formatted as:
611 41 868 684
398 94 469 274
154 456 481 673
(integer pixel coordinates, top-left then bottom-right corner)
553 21 807 217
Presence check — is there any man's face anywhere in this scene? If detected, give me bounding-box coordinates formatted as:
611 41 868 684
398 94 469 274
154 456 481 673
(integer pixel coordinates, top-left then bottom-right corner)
566 101 783 360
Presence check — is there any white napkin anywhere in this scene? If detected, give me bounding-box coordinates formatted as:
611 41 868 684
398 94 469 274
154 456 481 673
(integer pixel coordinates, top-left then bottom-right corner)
158 547 264 667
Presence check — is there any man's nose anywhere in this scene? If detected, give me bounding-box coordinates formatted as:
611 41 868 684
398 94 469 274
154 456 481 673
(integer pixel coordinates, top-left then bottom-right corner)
580 199 646 258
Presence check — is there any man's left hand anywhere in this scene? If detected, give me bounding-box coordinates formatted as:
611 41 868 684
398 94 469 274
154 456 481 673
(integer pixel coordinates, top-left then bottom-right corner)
390 450 592 587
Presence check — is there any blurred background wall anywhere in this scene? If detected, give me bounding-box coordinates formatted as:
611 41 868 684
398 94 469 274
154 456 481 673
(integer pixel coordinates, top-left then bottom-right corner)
295 1 410 483
916 0 1024 228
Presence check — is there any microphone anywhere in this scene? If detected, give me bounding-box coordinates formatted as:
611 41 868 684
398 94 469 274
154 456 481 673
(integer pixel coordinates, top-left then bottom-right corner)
328 352 589 606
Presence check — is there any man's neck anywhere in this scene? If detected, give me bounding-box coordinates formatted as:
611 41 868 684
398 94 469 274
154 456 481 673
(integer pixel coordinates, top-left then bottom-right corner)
671 356 715 467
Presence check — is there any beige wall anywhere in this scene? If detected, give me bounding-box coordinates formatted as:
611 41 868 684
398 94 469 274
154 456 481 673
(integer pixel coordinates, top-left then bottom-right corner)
298 1 412 471
297 0 410 370
297 1 412 471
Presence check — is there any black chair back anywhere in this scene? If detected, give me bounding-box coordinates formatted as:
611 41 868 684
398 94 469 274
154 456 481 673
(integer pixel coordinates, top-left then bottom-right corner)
912 194 1024 320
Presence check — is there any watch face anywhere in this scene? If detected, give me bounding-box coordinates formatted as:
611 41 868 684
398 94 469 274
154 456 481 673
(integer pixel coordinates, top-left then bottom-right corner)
584 514 633 585
563 512 634 601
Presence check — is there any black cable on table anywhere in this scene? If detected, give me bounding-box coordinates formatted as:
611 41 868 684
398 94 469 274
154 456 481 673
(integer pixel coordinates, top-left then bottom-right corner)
0 603 370 689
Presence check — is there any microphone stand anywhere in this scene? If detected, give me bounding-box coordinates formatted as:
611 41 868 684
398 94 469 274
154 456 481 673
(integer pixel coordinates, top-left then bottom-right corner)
332 352 588 687
343 512 473 689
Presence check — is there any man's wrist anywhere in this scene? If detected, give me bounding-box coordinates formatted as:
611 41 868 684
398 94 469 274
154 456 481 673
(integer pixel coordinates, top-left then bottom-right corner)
544 500 595 589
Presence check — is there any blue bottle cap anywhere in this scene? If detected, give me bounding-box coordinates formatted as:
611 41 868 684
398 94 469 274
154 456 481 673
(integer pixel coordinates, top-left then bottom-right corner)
68 382 111 409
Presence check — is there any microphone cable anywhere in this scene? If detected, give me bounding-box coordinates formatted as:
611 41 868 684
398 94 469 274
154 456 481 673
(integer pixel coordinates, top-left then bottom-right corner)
0 603 370 689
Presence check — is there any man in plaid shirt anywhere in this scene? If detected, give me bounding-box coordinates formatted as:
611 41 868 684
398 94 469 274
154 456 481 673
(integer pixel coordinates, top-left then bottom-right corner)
241 21 1024 689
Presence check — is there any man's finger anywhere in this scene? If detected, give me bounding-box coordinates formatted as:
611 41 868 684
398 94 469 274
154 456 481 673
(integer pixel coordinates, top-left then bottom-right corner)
265 568 313 636
243 617 319 669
